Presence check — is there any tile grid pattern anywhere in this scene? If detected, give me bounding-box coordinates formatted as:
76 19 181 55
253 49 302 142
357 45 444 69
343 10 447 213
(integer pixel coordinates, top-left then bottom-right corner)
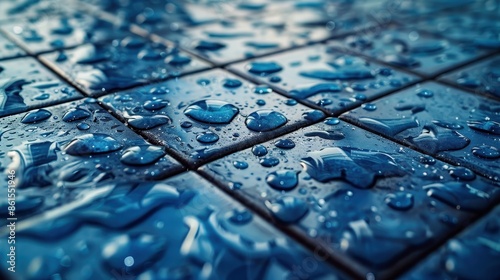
1 1 499 280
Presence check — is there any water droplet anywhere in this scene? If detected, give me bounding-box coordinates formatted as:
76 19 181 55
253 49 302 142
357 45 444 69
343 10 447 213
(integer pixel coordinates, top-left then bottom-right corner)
21 109 52 124
196 132 219 144
195 40 226 51
143 99 168 111
253 85 273 94
449 167 476 181
299 69 375 80
77 122 90 130
120 145 166 166
266 170 299 191
259 157 280 167
289 83 342 99
467 120 500 135
127 115 171 130
305 130 345 140
424 182 490 212
184 100 239 124
180 121 192 128
358 117 419 136
247 61 283 75
62 108 91 122
416 88 434 98
256 99 266 106
324 117 340 125
252 145 268 156
64 133 123 155
385 192 414 210
285 99 298 106
245 110 287 132
223 79 242 88
302 110 324 121
472 145 500 159
274 139 295 149
383 54 421 68
362 103 377 111
265 196 308 223
301 147 406 188
408 125 470 153
233 160 249 169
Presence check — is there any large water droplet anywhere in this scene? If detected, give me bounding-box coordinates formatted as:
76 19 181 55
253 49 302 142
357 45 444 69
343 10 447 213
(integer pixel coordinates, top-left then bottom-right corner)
247 61 283 75
274 139 295 149
21 109 52 124
424 182 490 212
289 83 342 99
266 170 299 191
62 108 91 122
265 196 308 223
304 130 345 140
64 133 123 155
245 110 287 132
467 120 500 135
120 145 166 166
301 147 406 188
472 145 500 159
127 115 171 130
358 117 419 136
196 132 220 144
259 157 280 167
299 68 375 80
407 125 470 153
184 100 239 124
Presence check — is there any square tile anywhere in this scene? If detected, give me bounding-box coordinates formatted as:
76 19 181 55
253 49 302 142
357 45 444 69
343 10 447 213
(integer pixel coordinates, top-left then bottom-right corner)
1 11 131 54
39 36 210 96
327 29 491 77
0 57 82 117
0 172 344 280
402 204 500 280
0 33 25 60
229 45 418 115
100 69 325 167
342 81 500 181
439 54 500 99
200 120 500 277
0 99 183 221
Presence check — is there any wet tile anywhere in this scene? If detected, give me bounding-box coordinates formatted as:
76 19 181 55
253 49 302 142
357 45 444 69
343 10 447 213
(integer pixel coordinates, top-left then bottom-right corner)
414 13 500 50
342 81 500 181
0 33 25 60
439 54 500 99
402 204 500 280
328 29 491 77
0 57 82 117
39 36 210 96
229 45 418 115
0 171 345 280
0 99 183 222
99 69 325 167
1 11 131 54
200 119 500 277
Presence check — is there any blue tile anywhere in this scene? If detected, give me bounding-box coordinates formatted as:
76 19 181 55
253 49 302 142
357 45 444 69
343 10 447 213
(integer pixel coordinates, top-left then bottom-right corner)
100 69 324 167
0 0 73 20
342 81 500 181
2 11 131 54
39 36 210 96
0 33 25 60
328 29 491 77
0 171 344 280
401 204 500 280
229 45 418 115
0 57 82 117
0 99 183 221
439 54 500 99
200 120 500 277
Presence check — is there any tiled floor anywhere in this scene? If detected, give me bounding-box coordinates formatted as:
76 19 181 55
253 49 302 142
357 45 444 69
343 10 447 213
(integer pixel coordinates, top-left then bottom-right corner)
0 1 499 280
